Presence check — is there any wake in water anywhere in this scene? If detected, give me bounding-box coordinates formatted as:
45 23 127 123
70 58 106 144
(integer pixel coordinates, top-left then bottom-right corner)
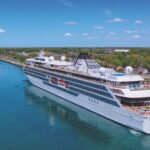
130 129 142 136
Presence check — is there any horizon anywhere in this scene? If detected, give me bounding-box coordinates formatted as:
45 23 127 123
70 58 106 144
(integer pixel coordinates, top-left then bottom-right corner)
0 0 150 47
0 46 150 49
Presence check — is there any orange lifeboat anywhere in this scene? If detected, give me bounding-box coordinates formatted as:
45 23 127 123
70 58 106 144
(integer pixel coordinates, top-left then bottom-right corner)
59 79 68 88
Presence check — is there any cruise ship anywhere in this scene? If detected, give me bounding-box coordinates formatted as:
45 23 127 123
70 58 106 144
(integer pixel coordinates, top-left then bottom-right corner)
24 53 150 134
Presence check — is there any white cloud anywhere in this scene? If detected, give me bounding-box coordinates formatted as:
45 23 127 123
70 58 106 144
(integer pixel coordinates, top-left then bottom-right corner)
64 33 72 37
0 28 5 33
64 33 76 37
124 30 139 34
110 32 116 35
108 17 128 23
93 26 103 29
135 20 143 24
132 34 141 39
58 0 73 8
64 21 78 25
83 33 89 36
104 9 112 17
125 30 133 34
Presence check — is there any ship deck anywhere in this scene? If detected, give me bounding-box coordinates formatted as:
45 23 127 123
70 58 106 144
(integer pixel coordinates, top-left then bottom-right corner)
30 65 150 91
123 105 150 117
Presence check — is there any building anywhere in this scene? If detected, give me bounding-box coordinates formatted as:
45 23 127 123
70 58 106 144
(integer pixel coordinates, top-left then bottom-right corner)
114 49 130 53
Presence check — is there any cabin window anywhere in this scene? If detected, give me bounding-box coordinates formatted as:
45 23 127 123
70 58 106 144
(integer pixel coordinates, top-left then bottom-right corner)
40 58 45 61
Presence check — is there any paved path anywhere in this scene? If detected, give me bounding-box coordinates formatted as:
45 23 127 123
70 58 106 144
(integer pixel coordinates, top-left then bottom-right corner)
0 57 25 68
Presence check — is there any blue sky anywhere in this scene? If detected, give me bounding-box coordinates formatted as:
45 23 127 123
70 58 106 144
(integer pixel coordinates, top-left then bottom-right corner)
0 0 150 47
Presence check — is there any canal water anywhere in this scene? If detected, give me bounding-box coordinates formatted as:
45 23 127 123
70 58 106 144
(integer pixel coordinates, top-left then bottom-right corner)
0 61 150 150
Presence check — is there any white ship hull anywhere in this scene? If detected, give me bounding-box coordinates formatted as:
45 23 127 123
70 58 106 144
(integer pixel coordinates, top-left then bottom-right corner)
27 74 150 134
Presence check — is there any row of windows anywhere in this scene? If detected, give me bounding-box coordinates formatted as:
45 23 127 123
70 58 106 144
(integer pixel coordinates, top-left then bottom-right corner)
89 98 99 104
25 68 46 78
25 67 108 92
110 88 124 95
35 58 45 61
46 71 108 92
26 70 78 97
43 81 78 96
25 71 48 81
25 67 47 75
69 86 119 107
25 70 77 97
69 81 113 99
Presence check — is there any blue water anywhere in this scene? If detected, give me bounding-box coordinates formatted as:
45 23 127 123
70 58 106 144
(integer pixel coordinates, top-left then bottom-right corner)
0 61 150 150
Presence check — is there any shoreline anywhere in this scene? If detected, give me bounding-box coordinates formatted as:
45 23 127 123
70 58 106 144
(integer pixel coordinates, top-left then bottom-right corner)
0 58 25 68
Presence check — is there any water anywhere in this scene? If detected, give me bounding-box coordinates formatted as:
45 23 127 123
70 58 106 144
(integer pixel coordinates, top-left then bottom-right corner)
0 61 150 150
112 73 126 76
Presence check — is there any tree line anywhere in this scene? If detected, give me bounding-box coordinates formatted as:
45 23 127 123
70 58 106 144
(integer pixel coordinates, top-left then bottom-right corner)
0 48 150 69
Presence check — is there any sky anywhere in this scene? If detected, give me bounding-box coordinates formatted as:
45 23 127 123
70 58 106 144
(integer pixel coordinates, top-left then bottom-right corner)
0 0 150 47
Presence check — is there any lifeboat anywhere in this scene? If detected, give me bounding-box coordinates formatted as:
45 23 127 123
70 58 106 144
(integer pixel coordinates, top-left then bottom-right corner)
59 79 68 88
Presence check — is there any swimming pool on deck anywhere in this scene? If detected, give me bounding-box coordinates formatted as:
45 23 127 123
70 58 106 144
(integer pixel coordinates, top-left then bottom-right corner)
112 73 126 77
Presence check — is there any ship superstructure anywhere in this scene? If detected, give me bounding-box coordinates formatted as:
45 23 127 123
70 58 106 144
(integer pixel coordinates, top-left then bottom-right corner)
24 53 150 134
